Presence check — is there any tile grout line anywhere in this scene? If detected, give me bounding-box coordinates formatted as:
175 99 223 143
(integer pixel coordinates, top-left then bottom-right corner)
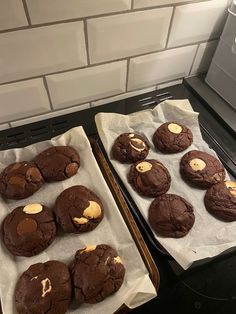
0 38 218 87
189 44 201 75
131 0 134 10
165 6 176 49
125 58 131 92
42 77 54 110
21 0 32 26
0 0 214 35
83 20 91 65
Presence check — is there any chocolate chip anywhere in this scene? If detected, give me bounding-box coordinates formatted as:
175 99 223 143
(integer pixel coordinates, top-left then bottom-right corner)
26 167 43 183
17 218 38 236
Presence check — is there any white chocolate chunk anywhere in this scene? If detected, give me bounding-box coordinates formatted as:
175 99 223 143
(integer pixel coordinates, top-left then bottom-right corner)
80 245 97 254
225 181 236 197
83 201 101 219
136 161 152 173
23 204 43 215
73 217 89 225
168 123 183 134
114 256 123 264
41 278 52 298
31 276 38 281
130 138 146 152
189 158 206 171
128 133 135 138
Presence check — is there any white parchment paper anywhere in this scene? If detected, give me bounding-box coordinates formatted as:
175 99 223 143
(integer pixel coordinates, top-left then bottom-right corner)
0 126 157 314
95 99 234 270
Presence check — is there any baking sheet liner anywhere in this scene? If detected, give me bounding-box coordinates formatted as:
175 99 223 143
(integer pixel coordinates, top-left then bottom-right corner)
95 99 233 270
0 126 156 314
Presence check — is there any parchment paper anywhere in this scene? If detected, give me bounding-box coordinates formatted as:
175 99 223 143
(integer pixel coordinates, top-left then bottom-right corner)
0 126 157 314
95 99 234 270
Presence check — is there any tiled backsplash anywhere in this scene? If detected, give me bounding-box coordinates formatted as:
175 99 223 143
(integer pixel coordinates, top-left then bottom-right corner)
0 0 231 128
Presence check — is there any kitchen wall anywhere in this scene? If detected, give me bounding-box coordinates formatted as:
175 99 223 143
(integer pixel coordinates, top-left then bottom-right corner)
0 0 231 129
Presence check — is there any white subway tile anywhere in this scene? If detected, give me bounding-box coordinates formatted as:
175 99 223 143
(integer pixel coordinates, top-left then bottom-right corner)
88 8 173 63
134 0 195 9
0 79 50 124
157 79 183 89
191 40 218 74
91 86 156 107
47 61 127 109
168 0 228 48
128 45 197 91
0 0 28 31
0 22 87 84
26 0 131 24
10 104 90 127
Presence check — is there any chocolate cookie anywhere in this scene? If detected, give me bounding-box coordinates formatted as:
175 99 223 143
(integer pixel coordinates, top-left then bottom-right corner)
34 146 80 182
70 244 125 304
15 260 72 314
128 159 171 197
112 133 149 163
0 161 44 199
180 150 226 188
54 185 104 233
153 122 193 153
1 203 56 257
148 194 195 238
204 181 236 221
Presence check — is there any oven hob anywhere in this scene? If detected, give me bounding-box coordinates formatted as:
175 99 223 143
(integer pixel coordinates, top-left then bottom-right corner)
0 78 235 314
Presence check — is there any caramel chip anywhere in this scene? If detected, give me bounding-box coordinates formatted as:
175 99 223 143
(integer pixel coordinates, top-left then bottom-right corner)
189 158 206 171
65 162 79 177
136 161 152 173
17 218 37 235
225 181 236 197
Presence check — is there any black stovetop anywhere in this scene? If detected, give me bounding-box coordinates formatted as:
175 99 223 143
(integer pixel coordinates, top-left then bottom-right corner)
0 77 235 314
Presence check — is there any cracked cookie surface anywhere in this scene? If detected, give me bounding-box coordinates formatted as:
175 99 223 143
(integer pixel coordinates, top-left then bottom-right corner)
15 260 72 314
0 161 44 199
70 244 125 304
204 181 236 221
128 159 171 197
180 150 225 188
148 194 195 238
1 204 56 256
34 146 80 182
54 185 104 233
153 122 193 153
112 133 149 163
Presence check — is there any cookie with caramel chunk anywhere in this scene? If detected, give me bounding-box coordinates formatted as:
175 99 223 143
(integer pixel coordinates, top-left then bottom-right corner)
1 204 56 256
153 122 193 153
70 244 125 304
15 260 72 314
128 159 171 197
204 181 236 221
0 161 44 199
180 150 225 188
112 133 149 163
34 146 80 182
54 185 104 233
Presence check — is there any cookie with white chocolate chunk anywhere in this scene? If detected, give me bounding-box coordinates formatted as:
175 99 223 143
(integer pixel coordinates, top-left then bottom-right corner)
15 260 72 314
34 146 80 182
128 159 171 197
54 185 104 233
204 181 236 221
153 122 193 153
1 203 56 256
70 244 125 304
112 132 149 163
180 150 226 188
0 161 44 199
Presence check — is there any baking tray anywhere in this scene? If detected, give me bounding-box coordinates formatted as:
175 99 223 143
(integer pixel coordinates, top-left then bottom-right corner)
0 132 159 314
